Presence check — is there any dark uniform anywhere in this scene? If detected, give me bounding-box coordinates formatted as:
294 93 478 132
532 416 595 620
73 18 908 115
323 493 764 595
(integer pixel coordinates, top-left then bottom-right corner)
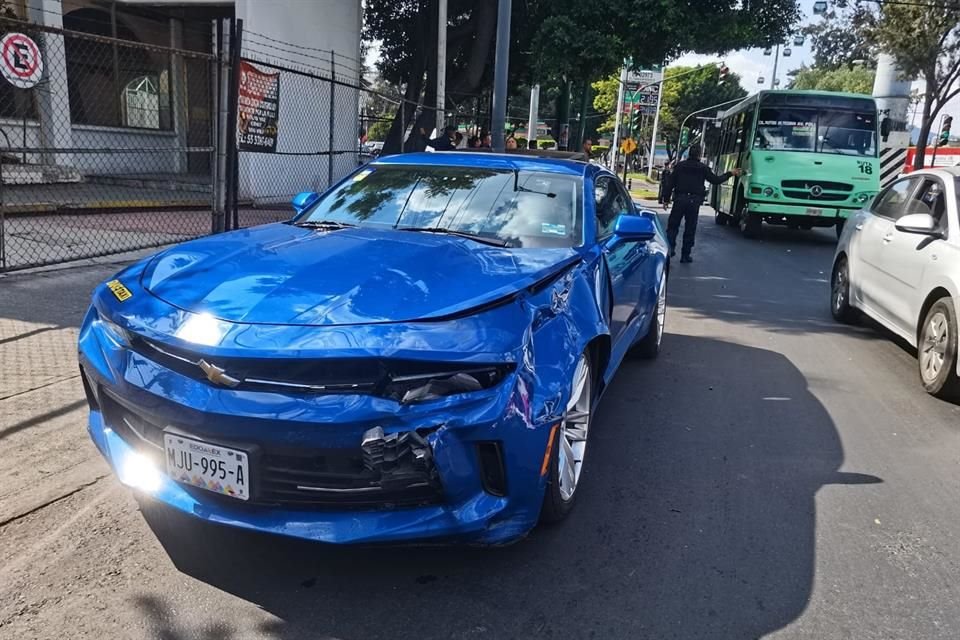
663 157 734 260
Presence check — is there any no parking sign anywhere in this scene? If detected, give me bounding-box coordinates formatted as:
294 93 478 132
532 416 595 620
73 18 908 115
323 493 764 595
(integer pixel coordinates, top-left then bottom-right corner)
1 32 43 89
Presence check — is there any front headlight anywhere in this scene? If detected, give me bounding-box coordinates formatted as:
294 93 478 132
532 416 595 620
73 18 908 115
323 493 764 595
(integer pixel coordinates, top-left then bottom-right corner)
385 364 514 403
96 309 131 346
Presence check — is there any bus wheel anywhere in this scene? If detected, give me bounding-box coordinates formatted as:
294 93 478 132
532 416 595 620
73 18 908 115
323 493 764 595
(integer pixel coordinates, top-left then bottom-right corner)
741 212 761 239
714 211 727 226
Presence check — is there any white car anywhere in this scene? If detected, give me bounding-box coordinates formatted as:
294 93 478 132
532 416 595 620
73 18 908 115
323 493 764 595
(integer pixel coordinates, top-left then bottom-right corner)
832 167 960 400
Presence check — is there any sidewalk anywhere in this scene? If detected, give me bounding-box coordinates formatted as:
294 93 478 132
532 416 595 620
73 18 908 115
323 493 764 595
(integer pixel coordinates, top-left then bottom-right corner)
0 250 157 525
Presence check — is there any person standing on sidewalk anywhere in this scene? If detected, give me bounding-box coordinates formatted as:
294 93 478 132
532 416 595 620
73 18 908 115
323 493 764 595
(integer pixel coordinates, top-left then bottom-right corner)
662 147 742 263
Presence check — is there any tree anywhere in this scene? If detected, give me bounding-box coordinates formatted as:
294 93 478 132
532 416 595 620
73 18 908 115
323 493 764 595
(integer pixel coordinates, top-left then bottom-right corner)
657 66 747 160
801 4 876 70
364 0 802 154
591 74 620 136
790 65 875 94
865 3 960 168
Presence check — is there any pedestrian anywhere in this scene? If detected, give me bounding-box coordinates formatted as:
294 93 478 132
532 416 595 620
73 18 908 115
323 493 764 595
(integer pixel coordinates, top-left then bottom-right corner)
454 131 464 149
480 132 492 149
528 139 537 150
423 125 457 151
582 138 593 159
505 136 518 150
467 135 481 149
662 147 742 263
658 161 673 206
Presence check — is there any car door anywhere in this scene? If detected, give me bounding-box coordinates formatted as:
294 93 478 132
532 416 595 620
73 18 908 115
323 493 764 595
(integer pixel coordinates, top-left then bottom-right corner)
595 176 651 346
876 176 950 339
856 176 921 323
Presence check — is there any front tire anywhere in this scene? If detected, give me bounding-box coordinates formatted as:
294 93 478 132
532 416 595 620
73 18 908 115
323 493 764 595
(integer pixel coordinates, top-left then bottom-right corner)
741 212 762 239
714 210 727 226
831 257 859 324
918 298 960 401
540 351 594 523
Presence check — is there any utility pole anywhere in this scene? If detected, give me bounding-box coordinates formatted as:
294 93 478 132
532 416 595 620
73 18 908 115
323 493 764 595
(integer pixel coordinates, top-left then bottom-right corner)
611 61 627 170
647 64 664 179
491 0 511 153
435 0 447 137
526 84 540 150
769 44 780 90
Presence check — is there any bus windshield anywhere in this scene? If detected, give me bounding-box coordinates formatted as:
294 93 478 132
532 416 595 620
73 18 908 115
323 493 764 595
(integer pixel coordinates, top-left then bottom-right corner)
754 107 876 156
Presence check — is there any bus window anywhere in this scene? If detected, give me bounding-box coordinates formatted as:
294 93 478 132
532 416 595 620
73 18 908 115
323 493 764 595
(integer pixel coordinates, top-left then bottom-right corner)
754 107 816 151
817 110 876 156
741 108 755 152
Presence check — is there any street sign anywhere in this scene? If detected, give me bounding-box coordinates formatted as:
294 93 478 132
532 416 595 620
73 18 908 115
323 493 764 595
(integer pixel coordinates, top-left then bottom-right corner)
620 137 637 154
1 33 43 89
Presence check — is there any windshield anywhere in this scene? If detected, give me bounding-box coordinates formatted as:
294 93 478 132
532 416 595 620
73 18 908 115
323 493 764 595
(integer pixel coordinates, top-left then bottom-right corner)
298 165 582 248
754 107 876 156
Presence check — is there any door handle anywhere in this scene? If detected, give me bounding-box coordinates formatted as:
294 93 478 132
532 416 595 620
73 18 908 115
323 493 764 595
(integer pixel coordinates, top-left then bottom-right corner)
855 223 864 231
882 232 894 243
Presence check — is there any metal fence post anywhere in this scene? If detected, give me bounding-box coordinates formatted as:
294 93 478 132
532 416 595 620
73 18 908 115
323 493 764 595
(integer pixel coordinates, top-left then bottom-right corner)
224 18 243 230
0 160 5 272
328 50 335 189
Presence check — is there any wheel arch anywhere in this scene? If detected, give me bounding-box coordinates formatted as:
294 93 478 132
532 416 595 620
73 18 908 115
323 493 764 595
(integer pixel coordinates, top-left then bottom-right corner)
917 287 954 344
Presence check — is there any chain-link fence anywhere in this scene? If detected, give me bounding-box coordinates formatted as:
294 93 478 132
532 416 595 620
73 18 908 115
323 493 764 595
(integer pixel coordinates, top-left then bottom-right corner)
0 14 217 272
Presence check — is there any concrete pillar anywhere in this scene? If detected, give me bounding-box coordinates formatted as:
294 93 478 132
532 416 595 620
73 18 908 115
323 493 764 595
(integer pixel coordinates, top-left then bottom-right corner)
873 53 912 138
27 0 74 167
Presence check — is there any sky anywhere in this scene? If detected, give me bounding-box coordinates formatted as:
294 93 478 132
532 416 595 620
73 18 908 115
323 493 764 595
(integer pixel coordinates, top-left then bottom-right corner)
671 0 960 132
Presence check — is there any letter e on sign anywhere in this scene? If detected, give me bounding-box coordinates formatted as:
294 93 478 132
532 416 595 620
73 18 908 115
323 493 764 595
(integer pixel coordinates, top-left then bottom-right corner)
1 33 43 89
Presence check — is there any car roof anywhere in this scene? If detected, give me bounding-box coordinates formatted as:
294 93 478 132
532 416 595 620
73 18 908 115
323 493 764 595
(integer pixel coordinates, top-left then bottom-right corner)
905 167 960 179
373 151 594 178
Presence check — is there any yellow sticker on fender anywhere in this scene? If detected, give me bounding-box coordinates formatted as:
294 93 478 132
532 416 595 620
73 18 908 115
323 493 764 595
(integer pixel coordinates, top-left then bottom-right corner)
106 279 132 302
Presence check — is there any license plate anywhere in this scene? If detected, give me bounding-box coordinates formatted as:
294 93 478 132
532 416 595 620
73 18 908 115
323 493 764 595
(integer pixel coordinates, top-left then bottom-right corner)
164 433 250 500
805 207 823 217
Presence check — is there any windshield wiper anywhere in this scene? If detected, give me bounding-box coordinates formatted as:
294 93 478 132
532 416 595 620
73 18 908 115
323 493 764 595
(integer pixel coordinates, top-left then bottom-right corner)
292 220 356 230
513 169 556 198
396 226 510 247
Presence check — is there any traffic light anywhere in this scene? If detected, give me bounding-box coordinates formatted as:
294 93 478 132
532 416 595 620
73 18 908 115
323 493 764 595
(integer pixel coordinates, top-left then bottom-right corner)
630 106 642 132
938 115 952 147
718 64 729 85
680 127 689 147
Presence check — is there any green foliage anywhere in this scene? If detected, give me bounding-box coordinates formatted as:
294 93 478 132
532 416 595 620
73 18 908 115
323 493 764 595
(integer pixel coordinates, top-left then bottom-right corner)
366 119 392 142
865 2 960 166
789 65 875 95
801 6 876 70
591 74 620 135
657 65 747 158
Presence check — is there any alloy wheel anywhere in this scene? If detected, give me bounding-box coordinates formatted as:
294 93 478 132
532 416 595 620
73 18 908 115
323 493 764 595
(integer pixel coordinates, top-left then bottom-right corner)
656 274 667 346
557 355 592 501
921 311 949 383
832 264 847 315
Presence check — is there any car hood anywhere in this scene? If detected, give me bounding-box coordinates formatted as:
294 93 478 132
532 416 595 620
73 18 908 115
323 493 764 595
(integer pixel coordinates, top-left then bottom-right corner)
142 224 579 326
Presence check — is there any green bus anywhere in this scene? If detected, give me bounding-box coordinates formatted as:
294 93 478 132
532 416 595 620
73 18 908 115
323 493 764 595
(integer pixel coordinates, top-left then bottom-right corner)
710 90 880 238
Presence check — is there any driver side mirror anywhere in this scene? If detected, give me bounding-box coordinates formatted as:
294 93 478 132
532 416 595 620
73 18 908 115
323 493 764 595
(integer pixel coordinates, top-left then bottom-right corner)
895 213 942 237
613 214 656 242
292 191 320 214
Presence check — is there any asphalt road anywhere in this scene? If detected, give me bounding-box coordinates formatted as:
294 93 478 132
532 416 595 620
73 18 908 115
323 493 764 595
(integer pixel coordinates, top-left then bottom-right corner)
2 208 960 639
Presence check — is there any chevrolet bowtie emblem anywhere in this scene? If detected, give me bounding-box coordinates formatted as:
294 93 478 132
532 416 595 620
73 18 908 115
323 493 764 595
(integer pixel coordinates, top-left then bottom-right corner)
197 359 241 388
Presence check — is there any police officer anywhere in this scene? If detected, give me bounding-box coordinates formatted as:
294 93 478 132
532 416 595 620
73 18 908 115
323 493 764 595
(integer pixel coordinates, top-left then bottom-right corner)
662 147 742 263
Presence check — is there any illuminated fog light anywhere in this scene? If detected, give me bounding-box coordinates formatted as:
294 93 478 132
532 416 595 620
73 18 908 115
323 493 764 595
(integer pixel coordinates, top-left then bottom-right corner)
175 312 229 346
119 452 163 493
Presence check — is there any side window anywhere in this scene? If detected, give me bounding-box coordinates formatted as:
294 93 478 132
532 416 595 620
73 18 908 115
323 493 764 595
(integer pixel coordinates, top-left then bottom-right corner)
873 178 919 220
595 177 630 239
908 179 948 233
741 109 754 152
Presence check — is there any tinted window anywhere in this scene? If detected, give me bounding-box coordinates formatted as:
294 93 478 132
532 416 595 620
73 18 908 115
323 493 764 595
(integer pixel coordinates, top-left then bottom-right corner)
595 176 631 239
873 178 918 219
301 165 582 248
754 107 876 156
908 179 948 233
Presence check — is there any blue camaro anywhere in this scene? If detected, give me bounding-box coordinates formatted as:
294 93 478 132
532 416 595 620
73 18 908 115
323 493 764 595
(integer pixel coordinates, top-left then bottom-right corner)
78 152 669 545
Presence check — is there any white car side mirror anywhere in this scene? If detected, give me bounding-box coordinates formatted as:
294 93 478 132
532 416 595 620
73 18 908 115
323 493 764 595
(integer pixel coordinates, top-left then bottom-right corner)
895 213 941 237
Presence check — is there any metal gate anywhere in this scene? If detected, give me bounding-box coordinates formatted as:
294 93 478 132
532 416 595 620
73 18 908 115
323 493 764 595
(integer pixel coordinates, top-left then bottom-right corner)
0 14 218 272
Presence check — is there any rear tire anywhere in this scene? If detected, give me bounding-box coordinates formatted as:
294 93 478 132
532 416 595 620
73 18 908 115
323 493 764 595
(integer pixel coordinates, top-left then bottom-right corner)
632 272 667 359
918 298 960 401
714 211 727 226
830 257 859 324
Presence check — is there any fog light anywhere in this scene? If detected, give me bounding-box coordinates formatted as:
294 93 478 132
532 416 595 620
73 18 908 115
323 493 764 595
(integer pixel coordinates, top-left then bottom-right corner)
119 452 163 493
762 186 774 197
854 192 871 204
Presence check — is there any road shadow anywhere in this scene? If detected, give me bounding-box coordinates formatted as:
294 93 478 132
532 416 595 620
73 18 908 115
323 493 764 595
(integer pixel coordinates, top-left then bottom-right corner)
137 334 880 639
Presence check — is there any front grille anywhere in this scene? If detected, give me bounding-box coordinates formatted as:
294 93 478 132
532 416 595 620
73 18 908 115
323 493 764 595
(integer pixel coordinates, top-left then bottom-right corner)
781 180 853 192
128 336 512 401
781 190 849 202
98 390 442 509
